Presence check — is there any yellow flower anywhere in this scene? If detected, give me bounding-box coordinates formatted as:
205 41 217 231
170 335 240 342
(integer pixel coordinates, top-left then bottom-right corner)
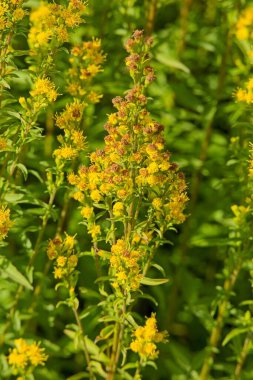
68 254 78 267
64 233 75 250
152 198 162 210
57 256 67 267
30 77 58 102
71 191 84 202
8 349 27 369
54 146 77 160
8 339 48 371
130 314 167 359
54 267 64 279
0 206 12 240
90 189 101 202
113 202 124 217
13 8 25 21
81 206 93 219
147 162 159 174
27 342 48 366
89 224 101 240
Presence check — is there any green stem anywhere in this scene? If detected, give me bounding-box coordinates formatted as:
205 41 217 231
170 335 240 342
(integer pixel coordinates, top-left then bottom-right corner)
106 298 126 380
234 334 251 378
199 265 242 380
72 305 95 380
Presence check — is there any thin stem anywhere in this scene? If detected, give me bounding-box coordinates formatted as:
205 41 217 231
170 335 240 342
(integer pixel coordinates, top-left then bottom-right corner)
234 334 251 378
145 0 157 36
199 265 242 380
72 306 95 380
106 298 126 380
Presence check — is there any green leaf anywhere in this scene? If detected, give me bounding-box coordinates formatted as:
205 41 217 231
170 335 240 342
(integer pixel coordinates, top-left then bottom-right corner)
222 327 249 346
140 277 169 286
136 293 158 307
0 256 33 290
4 193 24 203
97 325 114 341
85 337 100 355
151 263 166 277
67 373 89 380
156 53 190 73
16 163 28 180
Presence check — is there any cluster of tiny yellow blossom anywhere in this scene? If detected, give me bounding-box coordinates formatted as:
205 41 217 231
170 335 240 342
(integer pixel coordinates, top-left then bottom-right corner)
234 78 253 104
230 144 253 227
67 39 106 102
109 239 143 291
68 31 187 289
0 0 26 32
248 143 253 177
47 234 78 280
8 338 47 376
234 7 253 104
28 0 86 54
19 76 58 116
0 206 12 241
53 40 105 164
54 100 86 162
231 204 250 226
235 6 253 41
130 314 167 359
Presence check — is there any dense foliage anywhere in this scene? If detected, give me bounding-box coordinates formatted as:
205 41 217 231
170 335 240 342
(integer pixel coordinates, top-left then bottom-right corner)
1 0 253 379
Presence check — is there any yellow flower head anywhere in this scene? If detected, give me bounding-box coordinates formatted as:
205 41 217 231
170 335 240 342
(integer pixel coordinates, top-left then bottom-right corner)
130 314 167 359
0 206 12 240
8 339 47 371
30 77 58 102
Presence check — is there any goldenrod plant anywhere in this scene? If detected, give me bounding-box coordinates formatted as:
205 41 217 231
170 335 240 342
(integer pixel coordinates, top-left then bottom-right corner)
3 1 253 380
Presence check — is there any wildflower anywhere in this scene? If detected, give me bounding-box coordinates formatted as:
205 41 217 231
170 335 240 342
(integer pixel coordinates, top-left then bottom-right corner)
8 339 47 372
28 1 86 52
236 6 253 41
231 204 249 225
54 267 64 279
0 137 8 150
68 255 78 267
8 349 27 369
152 198 162 209
81 206 93 219
64 233 75 250
89 224 101 240
130 314 167 359
30 77 58 102
113 202 124 217
0 206 12 240
12 8 25 21
57 256 67 267
90 189 101 202
26 342 48 366
53 146 77 160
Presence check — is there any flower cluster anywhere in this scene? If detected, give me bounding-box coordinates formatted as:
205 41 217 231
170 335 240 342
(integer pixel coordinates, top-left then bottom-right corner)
53 40 105 166
8 338 47 376
53 100 86 163
234 78 253 104
19 76 58 119
0 206 12 241
67 39 106 102
110 239 143 291
28 0 86 53
68 30 187 290
0 0 26 32
235 6 253 41
130 314 167 359
47 234 78 280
